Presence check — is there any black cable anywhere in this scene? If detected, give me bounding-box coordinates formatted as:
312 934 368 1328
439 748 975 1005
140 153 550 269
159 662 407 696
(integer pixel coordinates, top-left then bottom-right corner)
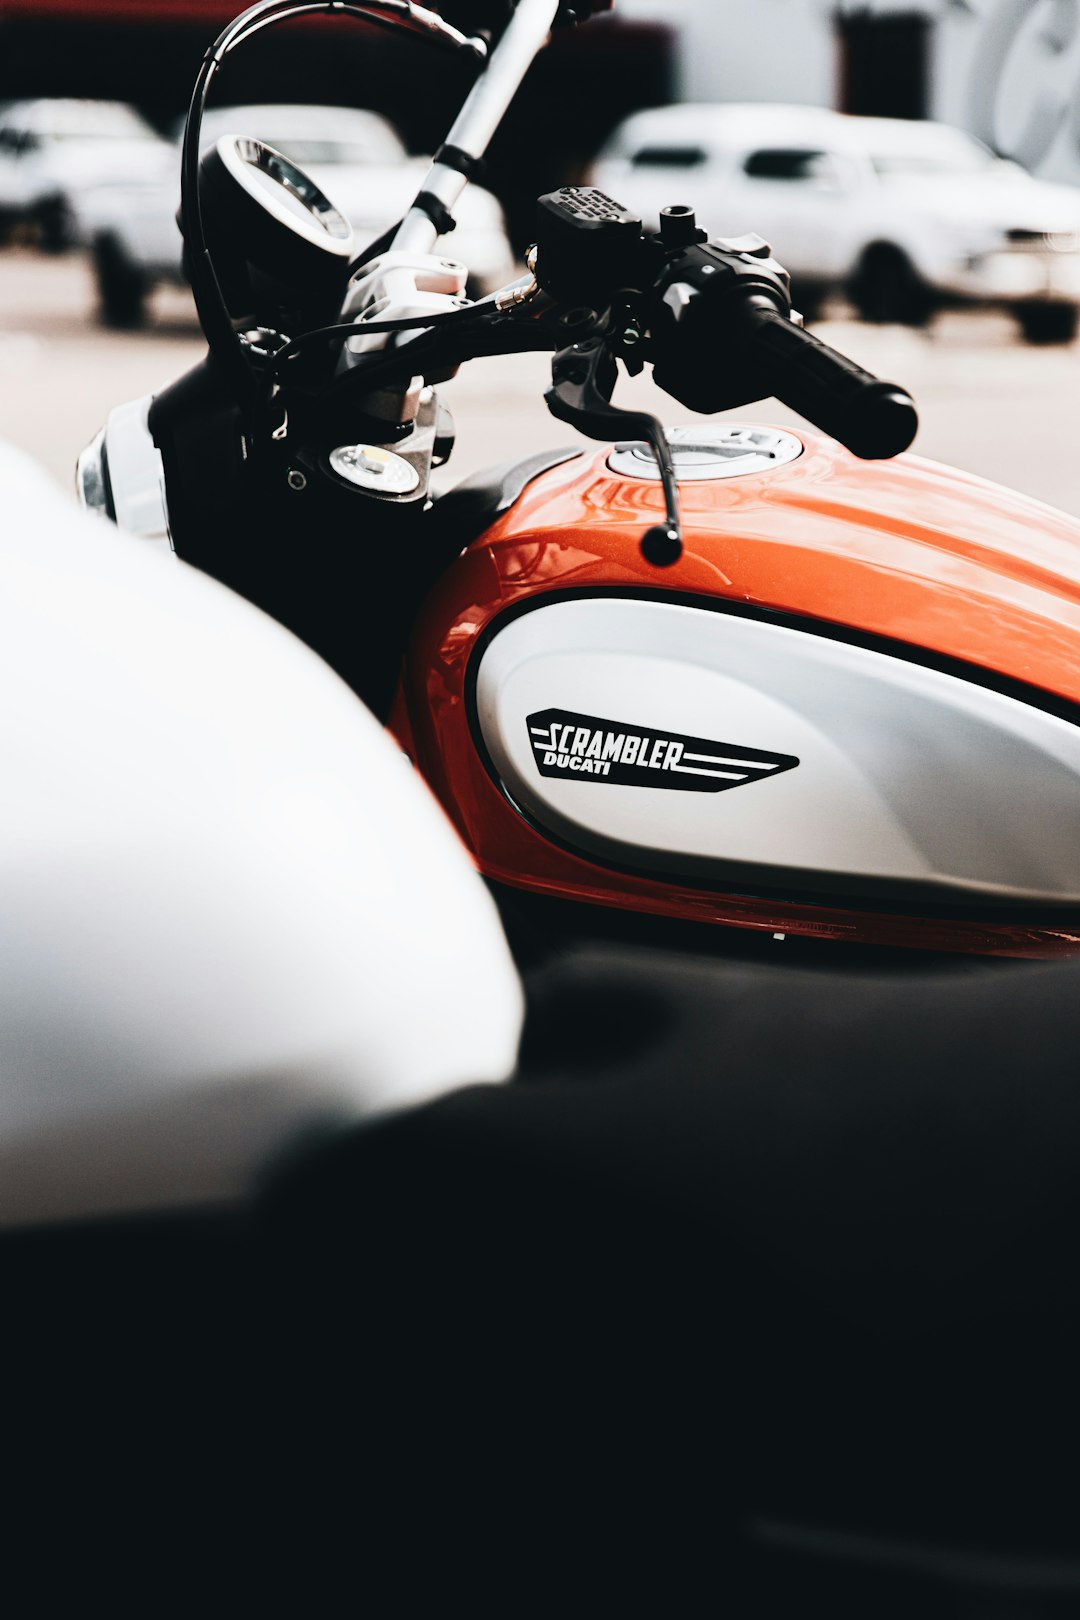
253 304 493 440
179 0 485 410
346 218 403 278
282 306 486 353
301 306 558 427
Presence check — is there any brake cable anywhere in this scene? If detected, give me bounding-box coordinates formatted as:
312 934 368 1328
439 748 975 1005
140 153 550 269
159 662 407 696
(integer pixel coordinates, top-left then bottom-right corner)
252 302 493 442
179 0 487 411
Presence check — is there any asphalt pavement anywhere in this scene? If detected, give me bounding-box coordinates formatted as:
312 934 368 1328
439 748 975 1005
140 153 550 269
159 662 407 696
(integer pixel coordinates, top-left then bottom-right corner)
4 244 1080 515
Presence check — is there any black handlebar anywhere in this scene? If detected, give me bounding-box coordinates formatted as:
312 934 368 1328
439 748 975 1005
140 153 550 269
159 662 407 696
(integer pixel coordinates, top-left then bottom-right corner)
531 192 919 564
635 217 919 462
734 298 918 460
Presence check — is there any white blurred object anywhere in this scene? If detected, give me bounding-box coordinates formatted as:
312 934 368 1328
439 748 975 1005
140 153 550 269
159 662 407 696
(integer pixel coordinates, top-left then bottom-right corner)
0 98 167 250
81 103 516 327
0 440 523 1225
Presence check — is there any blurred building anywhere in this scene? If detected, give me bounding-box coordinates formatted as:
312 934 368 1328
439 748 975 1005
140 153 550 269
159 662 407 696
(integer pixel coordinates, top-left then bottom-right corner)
617 0 1080 190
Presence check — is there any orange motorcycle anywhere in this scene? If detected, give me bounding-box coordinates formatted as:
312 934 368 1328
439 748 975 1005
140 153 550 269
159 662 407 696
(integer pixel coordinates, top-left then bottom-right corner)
79 0 1080 960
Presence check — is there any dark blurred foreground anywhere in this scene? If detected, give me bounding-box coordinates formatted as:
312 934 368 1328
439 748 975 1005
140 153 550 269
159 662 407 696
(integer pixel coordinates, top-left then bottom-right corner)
6 905 1080 1612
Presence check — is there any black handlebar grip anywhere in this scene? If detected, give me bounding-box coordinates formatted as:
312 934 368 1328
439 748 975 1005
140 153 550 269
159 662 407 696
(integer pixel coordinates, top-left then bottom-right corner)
739 300 917 459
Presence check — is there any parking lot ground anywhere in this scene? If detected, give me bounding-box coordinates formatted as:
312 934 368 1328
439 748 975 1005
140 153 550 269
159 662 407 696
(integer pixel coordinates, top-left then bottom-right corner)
4 246 1080 516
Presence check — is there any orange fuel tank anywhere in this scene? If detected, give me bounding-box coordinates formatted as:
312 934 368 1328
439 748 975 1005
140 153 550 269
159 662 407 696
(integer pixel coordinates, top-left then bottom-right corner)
393 427 1080 956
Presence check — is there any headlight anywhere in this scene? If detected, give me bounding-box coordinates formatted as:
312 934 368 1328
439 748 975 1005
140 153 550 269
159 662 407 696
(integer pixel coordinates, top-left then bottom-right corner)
75 426 113 518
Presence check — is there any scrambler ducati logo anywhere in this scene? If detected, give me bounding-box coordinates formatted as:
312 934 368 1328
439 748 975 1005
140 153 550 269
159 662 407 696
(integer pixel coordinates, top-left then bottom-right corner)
527 709 799 793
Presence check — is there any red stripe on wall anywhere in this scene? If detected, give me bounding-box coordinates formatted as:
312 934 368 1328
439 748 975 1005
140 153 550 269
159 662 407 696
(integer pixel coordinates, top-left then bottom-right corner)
0 1 277 21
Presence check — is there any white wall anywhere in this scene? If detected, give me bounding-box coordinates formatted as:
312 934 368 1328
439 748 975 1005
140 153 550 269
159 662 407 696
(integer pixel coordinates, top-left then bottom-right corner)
615 1 1080 189
616 0 949 109
614 0 839 107
933 0 1080 189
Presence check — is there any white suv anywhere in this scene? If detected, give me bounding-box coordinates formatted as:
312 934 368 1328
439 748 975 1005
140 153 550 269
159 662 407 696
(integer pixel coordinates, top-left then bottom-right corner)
590 104 1080 344
0 98 165 251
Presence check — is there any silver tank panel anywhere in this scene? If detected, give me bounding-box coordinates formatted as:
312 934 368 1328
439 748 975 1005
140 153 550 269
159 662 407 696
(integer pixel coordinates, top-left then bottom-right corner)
474 597 1080 909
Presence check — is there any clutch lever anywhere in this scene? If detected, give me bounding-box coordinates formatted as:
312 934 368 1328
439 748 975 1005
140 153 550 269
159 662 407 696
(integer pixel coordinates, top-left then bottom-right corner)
545 336 683 566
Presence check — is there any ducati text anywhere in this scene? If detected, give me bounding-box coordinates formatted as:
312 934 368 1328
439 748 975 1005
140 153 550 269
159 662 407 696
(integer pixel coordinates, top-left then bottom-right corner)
527 709 799 793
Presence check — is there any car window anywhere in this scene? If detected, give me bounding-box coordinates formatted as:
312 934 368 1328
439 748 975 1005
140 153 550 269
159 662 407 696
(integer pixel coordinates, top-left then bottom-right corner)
40 102 157 141
630 144 709 169
743 148 831 181
869 137 996 178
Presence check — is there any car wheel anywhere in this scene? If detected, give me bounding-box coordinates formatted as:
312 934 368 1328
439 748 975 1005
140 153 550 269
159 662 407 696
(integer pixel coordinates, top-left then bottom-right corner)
850 246 930 326
35 195 77 253
790 282 826 324
1015 303 1079 346
93 234 149 329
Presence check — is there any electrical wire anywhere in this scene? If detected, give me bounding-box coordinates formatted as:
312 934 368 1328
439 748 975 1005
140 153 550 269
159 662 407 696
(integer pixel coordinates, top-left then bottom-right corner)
347 218 402 279
253 303 493 440
179 0 486 407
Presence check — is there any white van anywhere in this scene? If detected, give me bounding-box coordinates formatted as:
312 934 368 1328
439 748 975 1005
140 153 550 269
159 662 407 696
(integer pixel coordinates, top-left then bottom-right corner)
590 104 1080 343
0 98 165 251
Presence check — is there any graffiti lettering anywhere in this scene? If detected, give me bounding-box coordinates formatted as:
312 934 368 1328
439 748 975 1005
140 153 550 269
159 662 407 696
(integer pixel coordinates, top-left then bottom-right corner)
967 0 1080 168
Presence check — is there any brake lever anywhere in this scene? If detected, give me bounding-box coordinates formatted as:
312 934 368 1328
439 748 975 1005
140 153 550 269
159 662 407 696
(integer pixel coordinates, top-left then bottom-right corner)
545 336 683 566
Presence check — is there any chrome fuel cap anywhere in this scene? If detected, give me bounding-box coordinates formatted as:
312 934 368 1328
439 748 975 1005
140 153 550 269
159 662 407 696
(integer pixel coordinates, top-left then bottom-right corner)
608 424 803 481
329 443 420 494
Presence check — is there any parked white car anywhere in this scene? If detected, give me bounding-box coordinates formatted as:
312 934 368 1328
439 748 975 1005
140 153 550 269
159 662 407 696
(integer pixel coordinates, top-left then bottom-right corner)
0 98 166 251
589 104 1080 343
81 102 516 327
